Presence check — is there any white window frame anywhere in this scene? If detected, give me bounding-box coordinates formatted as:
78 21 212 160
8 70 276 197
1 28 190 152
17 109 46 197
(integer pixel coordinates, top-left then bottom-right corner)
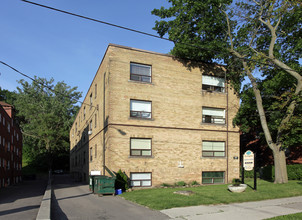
130 172 152 187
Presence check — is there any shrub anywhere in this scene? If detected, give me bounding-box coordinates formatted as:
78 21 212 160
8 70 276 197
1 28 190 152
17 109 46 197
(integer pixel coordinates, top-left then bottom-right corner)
161 183 172 187
191 180 200 186
115 169 129 192
232 178 241 186
175 181 186 186
287 164 302 180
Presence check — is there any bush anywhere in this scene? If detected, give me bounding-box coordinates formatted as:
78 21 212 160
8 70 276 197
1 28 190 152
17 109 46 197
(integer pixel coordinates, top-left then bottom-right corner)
287 164 302 180
175 181 186 186
259 164 302 181
161 183 172 187
115 169 129 192
190 180 200 186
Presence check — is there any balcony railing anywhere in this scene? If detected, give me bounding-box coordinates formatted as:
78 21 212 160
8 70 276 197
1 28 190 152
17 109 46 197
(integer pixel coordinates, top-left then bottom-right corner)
130 111 152 119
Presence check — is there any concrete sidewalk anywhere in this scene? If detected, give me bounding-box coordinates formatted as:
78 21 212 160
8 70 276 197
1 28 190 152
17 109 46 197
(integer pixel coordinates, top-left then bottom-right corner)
161 196 302 220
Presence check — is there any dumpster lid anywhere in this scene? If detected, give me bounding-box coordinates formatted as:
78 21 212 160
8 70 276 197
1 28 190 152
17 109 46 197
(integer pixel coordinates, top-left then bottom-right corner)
105 166 116 178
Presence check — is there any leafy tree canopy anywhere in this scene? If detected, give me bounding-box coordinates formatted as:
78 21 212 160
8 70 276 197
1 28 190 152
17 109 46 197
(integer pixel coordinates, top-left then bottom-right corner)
3 77 81 170
152 0 302 183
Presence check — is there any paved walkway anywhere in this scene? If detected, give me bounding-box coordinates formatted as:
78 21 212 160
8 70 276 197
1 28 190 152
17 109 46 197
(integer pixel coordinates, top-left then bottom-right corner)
0 178 47 220
161 196 302 220
52 174 169 220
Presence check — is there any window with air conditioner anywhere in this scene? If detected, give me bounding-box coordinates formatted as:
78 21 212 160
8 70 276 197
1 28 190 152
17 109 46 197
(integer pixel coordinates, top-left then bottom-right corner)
202 107 225 124
130 100 152 119
202 75 225 92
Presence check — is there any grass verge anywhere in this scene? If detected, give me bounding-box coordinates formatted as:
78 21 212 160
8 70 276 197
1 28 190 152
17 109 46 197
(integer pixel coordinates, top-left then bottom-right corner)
266 212 302 219
120 179 302 210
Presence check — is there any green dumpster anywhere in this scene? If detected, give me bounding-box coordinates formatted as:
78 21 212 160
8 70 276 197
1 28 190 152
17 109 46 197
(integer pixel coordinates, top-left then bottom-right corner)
94 167 116 196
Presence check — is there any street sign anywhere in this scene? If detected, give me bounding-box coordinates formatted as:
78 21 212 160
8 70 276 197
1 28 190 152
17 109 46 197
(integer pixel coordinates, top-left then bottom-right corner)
243 150 254 171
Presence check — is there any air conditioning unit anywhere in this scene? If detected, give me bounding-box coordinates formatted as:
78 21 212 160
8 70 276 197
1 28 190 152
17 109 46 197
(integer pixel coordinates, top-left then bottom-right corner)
88 130 92 135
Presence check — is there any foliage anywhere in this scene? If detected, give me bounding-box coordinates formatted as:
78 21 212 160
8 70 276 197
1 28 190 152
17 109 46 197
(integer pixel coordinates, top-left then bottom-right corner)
0 87 17 104
152 0 302 183
9 77 81 169
161 183 173 187
190 180 199 186
121 180 302 210
232 178 241 186
175 181 186 186
115 169 129 191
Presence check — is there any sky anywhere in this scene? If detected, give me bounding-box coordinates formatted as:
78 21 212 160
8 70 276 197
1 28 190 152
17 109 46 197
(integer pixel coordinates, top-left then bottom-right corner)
0 0 174 102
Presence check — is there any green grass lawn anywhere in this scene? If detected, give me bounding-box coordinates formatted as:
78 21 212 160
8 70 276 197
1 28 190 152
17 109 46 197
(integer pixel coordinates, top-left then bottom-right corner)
120 179 302 210
266 212 302 219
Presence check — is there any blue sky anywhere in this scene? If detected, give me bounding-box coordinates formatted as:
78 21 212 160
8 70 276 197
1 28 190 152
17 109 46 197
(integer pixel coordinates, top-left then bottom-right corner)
0 0 174 101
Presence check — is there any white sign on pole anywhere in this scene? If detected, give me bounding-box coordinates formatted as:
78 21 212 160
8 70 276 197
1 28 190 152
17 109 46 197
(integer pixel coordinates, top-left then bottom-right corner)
243 150 254 171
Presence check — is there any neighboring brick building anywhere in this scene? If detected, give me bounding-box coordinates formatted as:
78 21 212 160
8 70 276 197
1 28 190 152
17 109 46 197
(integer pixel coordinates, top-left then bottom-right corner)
0 102 22 188
70 44 240 186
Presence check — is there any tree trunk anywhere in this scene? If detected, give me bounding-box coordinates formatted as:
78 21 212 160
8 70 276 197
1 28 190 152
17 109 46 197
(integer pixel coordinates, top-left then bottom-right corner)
272 146 288 184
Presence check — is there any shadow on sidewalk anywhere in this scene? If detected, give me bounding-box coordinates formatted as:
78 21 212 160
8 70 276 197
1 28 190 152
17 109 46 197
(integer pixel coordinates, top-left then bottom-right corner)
51 190 68 220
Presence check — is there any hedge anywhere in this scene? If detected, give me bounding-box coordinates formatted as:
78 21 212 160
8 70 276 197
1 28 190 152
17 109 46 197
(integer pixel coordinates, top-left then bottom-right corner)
240 164 302 181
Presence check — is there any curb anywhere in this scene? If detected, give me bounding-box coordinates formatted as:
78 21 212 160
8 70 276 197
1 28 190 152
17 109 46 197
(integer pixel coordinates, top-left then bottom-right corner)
36 179 52 220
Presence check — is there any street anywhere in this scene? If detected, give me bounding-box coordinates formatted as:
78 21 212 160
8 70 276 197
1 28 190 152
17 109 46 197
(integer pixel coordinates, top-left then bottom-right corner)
51 174 169 220
0 178 47 220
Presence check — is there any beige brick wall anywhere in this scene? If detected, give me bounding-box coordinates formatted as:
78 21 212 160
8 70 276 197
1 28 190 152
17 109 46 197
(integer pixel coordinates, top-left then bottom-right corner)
69 44 240 185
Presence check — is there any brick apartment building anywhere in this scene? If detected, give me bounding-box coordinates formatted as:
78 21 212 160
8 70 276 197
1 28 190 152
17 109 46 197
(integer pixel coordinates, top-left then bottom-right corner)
70 44 240 186
0 102 22 188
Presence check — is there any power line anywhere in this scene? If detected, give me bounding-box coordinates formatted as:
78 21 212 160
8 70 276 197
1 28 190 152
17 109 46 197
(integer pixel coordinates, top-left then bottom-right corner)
0 60 94 108
20 0 300 74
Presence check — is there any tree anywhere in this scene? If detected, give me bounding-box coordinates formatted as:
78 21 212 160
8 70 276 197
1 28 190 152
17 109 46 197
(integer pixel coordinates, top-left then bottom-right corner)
152 0 302 183
14 77 81 170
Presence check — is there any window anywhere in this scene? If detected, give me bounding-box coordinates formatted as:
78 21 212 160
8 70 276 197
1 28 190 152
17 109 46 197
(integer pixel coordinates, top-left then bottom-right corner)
130 100 152 119
95 114 97 128
202 75 225 92
130 138 152 156
95 144 97 158
8 123 10 132
89 120 92 131
202 107 225 124
202 171 224 184
130 173 152 187
90 93 93 109
83 107 86 120
95 84 97 99
90 147 93 162
130 63 151 83
7 142 10 151
202 141 225 157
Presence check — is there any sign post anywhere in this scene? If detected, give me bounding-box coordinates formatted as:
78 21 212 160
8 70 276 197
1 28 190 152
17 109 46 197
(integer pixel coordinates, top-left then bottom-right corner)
243 150 257 190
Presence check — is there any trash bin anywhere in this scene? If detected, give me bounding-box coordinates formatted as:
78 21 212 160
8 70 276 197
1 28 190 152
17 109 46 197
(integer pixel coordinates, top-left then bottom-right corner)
94 167 116 196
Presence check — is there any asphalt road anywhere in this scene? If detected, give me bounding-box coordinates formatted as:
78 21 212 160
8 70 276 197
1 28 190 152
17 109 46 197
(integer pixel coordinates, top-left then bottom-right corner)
51 174 169 220
0 178 47 220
